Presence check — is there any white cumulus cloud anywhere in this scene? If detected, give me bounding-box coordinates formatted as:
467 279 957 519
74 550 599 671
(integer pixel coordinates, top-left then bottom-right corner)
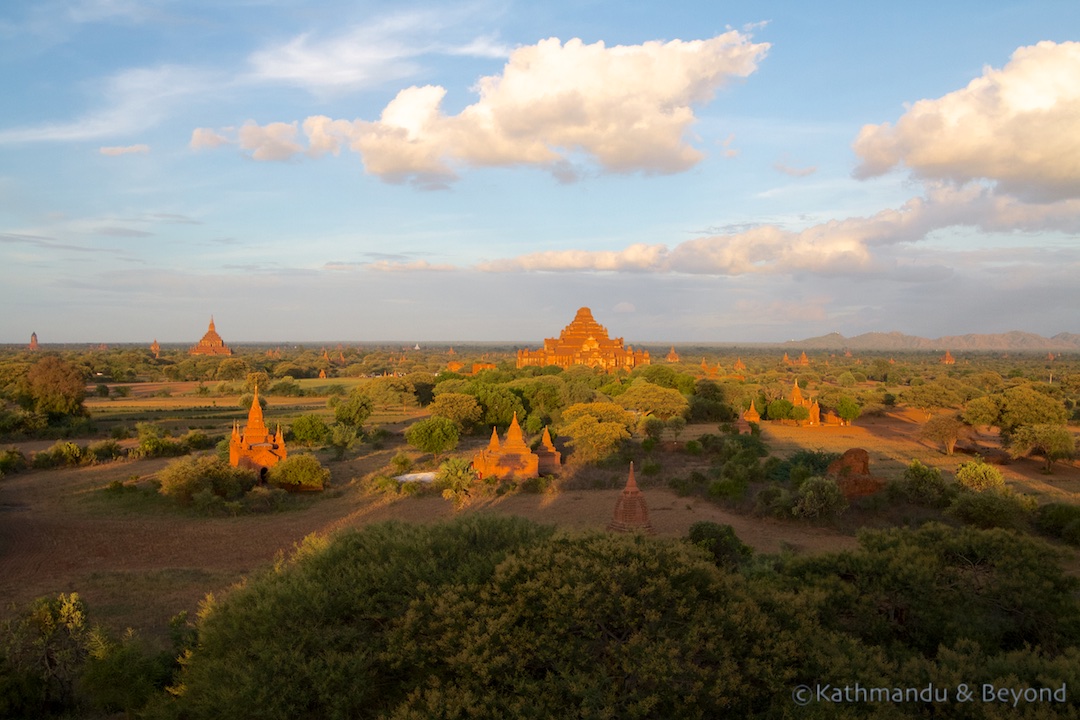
853 41 1080 200
205 32 769 185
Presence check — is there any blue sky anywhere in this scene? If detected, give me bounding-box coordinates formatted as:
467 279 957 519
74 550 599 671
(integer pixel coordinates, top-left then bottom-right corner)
2 0 1079 344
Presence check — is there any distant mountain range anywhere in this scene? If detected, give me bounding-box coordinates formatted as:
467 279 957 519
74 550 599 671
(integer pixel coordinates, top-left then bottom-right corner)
782 331 1080 352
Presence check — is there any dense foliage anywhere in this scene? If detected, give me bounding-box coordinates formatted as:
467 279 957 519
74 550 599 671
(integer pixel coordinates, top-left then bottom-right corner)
138 517 1080 720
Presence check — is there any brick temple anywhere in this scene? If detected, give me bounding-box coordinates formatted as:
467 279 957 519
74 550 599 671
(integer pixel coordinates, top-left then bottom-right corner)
472 413 560 481
607 463 654 534
230 387 286 477
516 307 649 371
190 317 232 356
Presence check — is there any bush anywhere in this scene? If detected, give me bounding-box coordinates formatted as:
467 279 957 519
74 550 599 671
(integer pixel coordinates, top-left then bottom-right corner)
1033 503 1080 545
181 430 215 451
0 448 28 474
955 458 1005 492
32 441 84 468
84 440 124 464
243 485 289 513
267 455 329 491
708 475 748 501
641 459 661 476
685 439 703 455
890 459 958 508
792 476 848 519
389 452 413 475
130 423 187 459
754 484 795 518
946 489 1035 530
158 456 257 505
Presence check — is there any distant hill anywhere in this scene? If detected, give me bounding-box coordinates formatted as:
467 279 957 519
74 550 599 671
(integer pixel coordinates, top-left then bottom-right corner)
784 331 1080 352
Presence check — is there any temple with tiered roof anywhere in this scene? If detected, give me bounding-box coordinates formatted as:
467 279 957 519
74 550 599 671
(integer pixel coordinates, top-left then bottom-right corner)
190 317 232 356
516 307 649 371
472 413 561 481
230 387 286 476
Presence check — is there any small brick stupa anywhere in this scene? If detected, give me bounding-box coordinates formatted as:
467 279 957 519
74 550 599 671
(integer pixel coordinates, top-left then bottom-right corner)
190 316 232 356
607 463 654 534
150 339 161 359
472 413 540 481
535 426 562 475
29 332 39 351
230 387 286 477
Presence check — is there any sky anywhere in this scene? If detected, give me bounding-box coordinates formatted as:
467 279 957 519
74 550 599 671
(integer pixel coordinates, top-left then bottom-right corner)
2 0 1079 344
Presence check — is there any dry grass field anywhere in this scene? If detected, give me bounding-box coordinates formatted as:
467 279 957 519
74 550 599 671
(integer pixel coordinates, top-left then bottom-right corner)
2 390 1078 649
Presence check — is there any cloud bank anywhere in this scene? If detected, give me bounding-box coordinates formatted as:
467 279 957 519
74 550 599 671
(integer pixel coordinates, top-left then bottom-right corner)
193 32 769 185
853 41 1080 200
475 184 1080 276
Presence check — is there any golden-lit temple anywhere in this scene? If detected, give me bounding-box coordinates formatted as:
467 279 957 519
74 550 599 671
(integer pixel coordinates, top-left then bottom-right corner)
190 317 232 356
230 387 286 476
473 413 547 481
516 307 649 371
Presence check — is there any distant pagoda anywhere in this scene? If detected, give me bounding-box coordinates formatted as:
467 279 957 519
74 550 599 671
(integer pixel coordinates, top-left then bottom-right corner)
29 332 38 351
190 317 232 356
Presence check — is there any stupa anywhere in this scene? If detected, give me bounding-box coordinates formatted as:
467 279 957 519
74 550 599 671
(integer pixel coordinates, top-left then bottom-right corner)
150 339 161 359
190 317 232 356
535 426 562 475
29 332 38 351
665 346 680 363
607 463 654 534
941 350 956 365
516 307 649 371
229 387 286 477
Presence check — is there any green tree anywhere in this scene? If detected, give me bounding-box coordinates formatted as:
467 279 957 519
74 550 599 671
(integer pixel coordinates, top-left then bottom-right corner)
366 376 415 412
999 385 1068 436
615 378 689 419
327 423 358 461
267 454 330 490
404 416 460 460
902 381 962 420
334 390 373 429
920 414 965 455
1009 424 1075 472
289 414 329 446
962 395 1001 428
835 395 861 424
23 356 86 420
428 392 483 431
561 415 630 464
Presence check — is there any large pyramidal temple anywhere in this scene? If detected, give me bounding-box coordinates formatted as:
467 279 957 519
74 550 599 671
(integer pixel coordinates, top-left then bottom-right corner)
516 307 649 371
190 316 232 356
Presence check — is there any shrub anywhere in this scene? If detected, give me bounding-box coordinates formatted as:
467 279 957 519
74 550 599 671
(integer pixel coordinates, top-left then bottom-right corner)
32 441 84 468
243 485 288 513
267 455 329 491
641 459 661 476
891 459 958 508
389 452 413 475
85 440 124 464
130 422 187 459
955 458 1005 492
792 476 848 519
754 484 795 518
0 448 28 474
520 475 555 494
707 475 748 502
685 439 703 455
946 489 1036 530
1033 503 1080 545
158 456 256 505
181 429 215 451
110 425 132 440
